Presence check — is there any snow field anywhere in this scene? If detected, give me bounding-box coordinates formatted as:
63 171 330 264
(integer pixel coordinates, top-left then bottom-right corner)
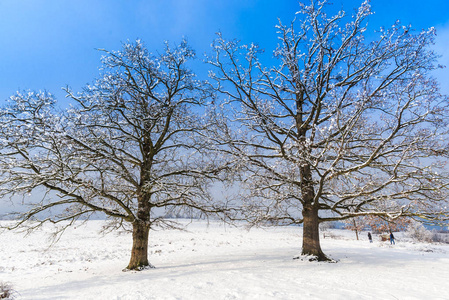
1 220 449 299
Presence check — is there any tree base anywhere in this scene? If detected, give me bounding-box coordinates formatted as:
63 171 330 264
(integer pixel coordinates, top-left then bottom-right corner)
293 254 338 263
122 263 156 272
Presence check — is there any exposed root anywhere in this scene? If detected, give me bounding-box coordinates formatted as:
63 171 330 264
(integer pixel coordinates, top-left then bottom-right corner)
122 263 156 272
293 254 338 263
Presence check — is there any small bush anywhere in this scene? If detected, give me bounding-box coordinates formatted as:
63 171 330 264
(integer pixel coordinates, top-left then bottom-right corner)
430 232 449 244
406 221 432 243
0 282 16 299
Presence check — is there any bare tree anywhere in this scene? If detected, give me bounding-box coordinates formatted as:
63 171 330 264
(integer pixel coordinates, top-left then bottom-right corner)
361 215 411 234
208 0 449 261
0 40 223 270
342 217 365 240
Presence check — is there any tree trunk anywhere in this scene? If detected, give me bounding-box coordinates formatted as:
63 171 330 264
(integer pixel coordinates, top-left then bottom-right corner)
298 157 330 261
126 220 153 270
301 205 330 261
353 219 359 241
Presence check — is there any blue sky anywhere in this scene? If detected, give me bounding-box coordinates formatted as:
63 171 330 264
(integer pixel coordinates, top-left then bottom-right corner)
1 0 449 102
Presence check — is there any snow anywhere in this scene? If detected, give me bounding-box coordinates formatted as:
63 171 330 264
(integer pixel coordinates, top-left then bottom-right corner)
1 220 449 299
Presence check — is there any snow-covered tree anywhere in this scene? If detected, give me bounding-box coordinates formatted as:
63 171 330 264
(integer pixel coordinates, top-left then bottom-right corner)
208 1 449 261
343 217 366 240
0 40 224 270
406 220 433 242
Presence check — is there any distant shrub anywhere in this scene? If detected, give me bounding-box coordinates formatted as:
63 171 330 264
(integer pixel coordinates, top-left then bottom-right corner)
0 282 16 299
320 221 338 230
406 221 433 243
319 222 331 232
430 232 449 244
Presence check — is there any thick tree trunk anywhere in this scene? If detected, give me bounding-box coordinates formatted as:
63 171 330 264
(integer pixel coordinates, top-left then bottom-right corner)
301 205 330 261
126 220 153 270
298 159 330 261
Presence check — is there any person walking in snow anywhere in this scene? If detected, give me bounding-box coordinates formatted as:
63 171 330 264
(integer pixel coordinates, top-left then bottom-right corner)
368 232 373 243
389 232 395 245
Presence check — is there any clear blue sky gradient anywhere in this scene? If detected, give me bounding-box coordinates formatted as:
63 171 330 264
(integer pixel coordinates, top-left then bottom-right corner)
1 0 449 103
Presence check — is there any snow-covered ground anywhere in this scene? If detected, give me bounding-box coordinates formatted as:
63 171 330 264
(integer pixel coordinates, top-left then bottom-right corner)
1 220 448 300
